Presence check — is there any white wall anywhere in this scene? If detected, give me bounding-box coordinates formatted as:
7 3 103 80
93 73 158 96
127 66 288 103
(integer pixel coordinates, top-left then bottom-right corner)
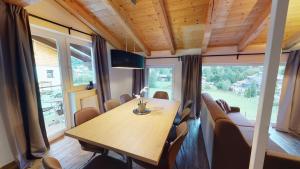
0 114 14 167
146 58 182 102
107 43 133 99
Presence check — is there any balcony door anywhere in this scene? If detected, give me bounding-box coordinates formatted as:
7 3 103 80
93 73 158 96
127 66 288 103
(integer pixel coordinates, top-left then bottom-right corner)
32 34 67 140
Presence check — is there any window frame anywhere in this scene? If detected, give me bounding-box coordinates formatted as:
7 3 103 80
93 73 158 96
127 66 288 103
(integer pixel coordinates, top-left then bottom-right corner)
145 65 175 100
66 37 96 91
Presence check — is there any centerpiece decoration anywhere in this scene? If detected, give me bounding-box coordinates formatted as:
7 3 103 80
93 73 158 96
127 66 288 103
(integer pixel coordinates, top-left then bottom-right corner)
133 87 151 115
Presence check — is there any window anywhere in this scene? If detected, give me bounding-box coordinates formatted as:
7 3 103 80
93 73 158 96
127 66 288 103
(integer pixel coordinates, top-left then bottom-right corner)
147 67 174 99
47 70 54 78
202 65 285 123
69 43 95 86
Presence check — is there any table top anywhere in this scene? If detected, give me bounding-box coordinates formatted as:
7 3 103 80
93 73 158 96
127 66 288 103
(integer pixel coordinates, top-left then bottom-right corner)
65 98 180 165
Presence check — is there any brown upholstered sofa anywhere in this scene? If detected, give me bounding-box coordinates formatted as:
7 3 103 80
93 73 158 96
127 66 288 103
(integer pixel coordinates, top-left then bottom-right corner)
200 93 300 169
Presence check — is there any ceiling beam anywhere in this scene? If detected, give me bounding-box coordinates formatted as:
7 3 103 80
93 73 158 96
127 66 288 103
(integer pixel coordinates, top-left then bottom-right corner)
283 32 300 50
202 0 235 53
201 0 214 53
152 0 175 55
238 0 271 51
55 0 123 49
4 0 40 6
102 0 151 56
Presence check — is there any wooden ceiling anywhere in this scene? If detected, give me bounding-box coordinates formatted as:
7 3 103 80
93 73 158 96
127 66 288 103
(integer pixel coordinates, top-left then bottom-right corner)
9 0 300 56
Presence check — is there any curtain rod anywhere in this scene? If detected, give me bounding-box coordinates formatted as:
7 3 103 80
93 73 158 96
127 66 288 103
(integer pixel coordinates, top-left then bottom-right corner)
145 51 291 60
29 13 93 37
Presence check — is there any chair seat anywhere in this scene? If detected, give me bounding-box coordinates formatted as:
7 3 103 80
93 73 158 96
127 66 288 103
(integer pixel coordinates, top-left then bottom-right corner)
42 157 62 169
83 155 129 169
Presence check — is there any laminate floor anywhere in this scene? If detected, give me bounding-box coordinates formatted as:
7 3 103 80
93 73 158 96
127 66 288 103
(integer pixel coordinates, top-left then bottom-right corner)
32 118 210 169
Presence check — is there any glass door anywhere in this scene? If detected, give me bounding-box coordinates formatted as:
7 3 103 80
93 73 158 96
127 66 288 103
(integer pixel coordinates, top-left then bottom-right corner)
32 35 66 139
147 67 174 99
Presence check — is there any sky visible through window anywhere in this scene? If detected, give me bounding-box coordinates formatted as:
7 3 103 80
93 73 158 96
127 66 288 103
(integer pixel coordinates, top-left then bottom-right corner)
202 65 285 123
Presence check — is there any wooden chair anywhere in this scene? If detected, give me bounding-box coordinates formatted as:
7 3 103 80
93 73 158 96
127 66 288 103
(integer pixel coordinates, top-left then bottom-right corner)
42 156 62 169
183 99 193 109
169 108 191 142
74 108 106 156
153 91 169 100
174 100 193 125
104 99 121 111
120 94 133 104
133 122 188 169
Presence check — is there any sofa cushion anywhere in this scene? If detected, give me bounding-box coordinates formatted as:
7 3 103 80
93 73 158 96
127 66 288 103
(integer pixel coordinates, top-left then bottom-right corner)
227 113 255 127
238 126 286 153
216 99 231 113
202 93 229 122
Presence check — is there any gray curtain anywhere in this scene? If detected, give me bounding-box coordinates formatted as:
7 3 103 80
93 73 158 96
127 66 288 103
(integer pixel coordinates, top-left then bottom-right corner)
132 69 145 95
0 2 49 168
181 55 202 118
92 35 111 113
276 51 300 135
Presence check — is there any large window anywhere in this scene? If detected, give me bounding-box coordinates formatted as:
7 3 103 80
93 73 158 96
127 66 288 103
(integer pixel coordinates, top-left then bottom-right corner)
147 67 174 99
202 65 285 123
69 43 95 86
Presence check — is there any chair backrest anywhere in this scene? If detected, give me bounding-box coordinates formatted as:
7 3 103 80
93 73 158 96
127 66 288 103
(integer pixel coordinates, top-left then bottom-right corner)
74 107 100 126
167 122 188 169
179 108 191 124
153 91 169 100
183 100 193 109
104 99 121 111
120 94 132 104
42 156 62 169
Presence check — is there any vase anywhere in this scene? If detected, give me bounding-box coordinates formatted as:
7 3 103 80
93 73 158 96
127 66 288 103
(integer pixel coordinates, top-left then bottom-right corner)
138 103 147 113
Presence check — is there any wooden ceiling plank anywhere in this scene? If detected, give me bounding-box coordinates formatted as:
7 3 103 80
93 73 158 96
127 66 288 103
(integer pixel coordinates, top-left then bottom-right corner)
102 0 150 56
4 0 40 6
201 0 214 53
202 0 235 53
283 32 300 50
238 0 271 51
152 0 175 55
211 0 235 29
55 0 123 49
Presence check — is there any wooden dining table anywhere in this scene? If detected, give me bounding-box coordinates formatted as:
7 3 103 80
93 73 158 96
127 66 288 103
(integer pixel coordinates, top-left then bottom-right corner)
65 98 180 165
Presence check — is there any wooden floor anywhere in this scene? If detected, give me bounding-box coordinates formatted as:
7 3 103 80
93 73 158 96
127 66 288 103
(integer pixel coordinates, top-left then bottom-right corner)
40 119 210 169
28 118 300 169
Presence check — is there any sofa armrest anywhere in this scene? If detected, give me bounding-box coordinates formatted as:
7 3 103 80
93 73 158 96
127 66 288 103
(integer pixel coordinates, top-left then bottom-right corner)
229 106 240 113
264 150 300 169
